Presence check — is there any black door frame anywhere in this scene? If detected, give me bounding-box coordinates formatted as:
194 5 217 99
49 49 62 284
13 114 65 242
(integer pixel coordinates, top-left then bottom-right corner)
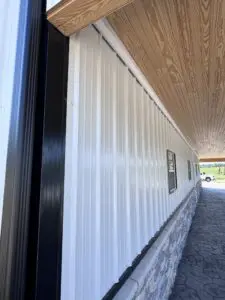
0 0 69 298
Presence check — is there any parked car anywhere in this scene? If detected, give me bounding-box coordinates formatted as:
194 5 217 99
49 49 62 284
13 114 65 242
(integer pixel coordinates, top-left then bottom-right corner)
200 172 215 182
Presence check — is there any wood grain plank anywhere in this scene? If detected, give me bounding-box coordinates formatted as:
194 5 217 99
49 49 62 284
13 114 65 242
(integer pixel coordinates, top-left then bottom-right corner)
200 157 225 162
47 0 135 36
107 0 225 159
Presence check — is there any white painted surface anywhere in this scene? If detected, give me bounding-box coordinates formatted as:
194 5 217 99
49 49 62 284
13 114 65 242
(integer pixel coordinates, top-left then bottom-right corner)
95 19 197 156
61 26 200 300
47 0 60 11
0 0 22 232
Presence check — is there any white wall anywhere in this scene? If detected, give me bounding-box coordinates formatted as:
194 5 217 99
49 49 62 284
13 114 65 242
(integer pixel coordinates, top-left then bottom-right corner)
0 0 22 233
61 26 199 300
47 0 59 11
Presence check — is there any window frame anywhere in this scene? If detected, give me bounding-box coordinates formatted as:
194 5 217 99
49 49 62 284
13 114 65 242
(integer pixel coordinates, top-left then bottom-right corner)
195 163 199 176
167 149 177 194
187 160 192 180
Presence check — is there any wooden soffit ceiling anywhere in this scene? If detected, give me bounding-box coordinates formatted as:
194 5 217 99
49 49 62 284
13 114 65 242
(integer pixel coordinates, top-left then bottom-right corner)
107 0 225 159
47 0 135 36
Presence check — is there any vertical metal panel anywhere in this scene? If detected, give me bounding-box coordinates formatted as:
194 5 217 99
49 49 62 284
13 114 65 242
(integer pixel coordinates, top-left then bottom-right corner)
60 34 81 300
160 112 166 223
158 107 163 226
116 55 129 278
148 99 155 237
145 93 151 237
63 26 199 300
0 0 23 236
163 114 169 220
124 67 132 264
128 73 135 257
0 0 21 292
134 82 142 252
112 51 119 283
149 100 155 234
0 0 44 299
132 75 141 254
140 88 148 245
95 32 102 299
155 105 161 230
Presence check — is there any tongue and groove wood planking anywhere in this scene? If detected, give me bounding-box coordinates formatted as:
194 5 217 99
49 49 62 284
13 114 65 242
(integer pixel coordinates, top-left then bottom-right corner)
107 0 225 159
47 0 135 35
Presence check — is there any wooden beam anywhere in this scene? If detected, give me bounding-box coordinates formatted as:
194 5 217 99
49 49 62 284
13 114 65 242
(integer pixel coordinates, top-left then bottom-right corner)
47 0 134 36
200 158 225 162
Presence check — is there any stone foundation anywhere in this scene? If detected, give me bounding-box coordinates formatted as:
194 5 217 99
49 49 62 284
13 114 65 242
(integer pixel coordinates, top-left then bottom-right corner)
114 181 202 300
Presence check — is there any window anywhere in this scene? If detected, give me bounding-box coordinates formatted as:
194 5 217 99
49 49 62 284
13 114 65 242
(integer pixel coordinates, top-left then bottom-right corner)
187 160 192 180
167 150 177 194
195 163 199 176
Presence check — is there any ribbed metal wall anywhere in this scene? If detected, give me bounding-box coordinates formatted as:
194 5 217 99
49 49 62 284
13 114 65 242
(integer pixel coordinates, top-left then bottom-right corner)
0 0 45 298
0 0 22 232
61 26 199 300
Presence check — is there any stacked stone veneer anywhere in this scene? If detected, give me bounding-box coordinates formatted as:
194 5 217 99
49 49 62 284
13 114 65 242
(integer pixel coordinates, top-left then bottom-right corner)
114 181 202 300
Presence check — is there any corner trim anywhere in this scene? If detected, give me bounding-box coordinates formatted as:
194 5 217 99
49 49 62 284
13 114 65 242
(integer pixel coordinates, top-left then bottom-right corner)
33 23 69 299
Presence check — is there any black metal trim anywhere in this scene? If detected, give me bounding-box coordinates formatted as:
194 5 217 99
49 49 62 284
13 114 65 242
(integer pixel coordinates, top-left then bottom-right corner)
25 16 48 300
29 23 69 300
0 0 45 299
188 160 192 181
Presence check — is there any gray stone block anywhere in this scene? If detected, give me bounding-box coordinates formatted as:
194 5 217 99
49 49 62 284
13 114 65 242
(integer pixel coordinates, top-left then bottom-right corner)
114 182 201 300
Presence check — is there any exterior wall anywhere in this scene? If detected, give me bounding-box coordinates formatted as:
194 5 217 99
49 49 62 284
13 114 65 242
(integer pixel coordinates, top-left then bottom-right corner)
0 0 22 232
61 25 200 300
114 180 201 300
47 0 59 10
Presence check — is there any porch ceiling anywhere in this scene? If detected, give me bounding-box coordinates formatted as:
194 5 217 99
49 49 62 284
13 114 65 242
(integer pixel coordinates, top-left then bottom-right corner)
107 0 225 159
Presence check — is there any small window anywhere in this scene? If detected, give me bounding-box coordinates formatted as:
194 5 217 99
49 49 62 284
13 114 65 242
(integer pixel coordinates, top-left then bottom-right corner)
167 150 177 194
187 160 192 180
195 164 198 176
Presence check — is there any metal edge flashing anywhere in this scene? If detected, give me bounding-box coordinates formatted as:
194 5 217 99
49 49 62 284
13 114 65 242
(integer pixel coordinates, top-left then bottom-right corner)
94 19 198 158
33 23 69 300
0 0 45 299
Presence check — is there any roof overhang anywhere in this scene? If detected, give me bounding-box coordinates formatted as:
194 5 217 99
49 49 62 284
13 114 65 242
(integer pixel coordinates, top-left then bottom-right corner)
47 0 135 36
47 0 225 159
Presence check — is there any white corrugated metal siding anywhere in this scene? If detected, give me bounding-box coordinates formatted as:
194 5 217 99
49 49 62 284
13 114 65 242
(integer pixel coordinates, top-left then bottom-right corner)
61 26 200 300
0 0 22 232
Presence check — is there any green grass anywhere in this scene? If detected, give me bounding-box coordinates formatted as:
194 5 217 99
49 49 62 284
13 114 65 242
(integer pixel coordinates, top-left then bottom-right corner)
200 166 225 182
